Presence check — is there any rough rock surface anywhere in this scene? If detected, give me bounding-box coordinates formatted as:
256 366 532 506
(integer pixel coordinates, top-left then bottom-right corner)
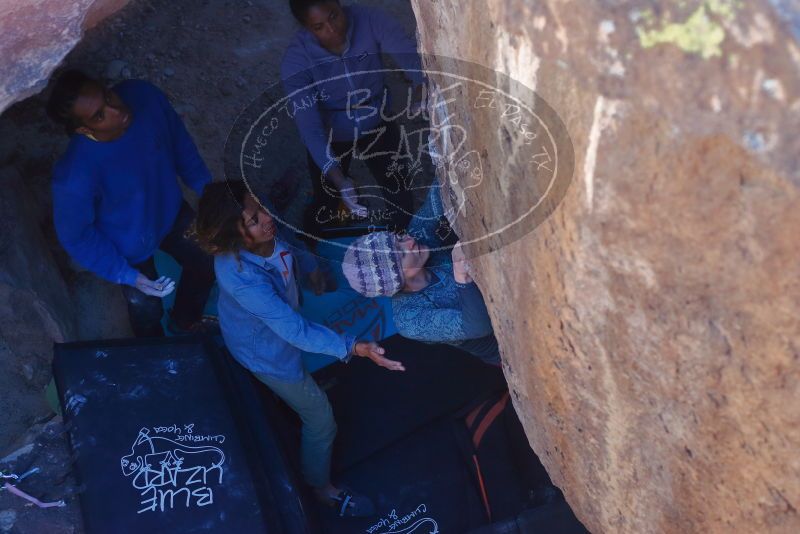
0 168 76 452
0 0 130 113
410 0 800 532
0 417 83 533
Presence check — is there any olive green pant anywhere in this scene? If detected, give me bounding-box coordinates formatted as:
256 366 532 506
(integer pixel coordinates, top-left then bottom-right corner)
254 370 337 489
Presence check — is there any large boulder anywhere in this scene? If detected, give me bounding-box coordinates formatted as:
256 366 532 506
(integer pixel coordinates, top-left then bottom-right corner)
0 0 130 113
410 0 800 532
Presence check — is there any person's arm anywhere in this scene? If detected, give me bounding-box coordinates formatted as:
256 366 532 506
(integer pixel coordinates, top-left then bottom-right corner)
450 241 492 338
281 42 369 217
281 45 343 179
393 286 493 343
393 264 493 344
232 280 355 359
406 182 450 248
368 7 424 86
391 291 465 343
232 280 403 369
157 89 212 195
455 281 494 340
52 183 139 286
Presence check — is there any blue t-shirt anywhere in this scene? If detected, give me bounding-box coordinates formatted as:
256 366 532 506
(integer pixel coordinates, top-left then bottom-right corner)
51 80 212 286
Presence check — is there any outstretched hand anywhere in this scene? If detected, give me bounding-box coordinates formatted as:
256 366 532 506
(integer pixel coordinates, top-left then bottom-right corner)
354 341 405 371
135 273 176 298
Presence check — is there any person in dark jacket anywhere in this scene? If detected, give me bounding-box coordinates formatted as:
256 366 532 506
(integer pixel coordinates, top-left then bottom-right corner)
46 70 214 337
281 0 423 237
342 184 501 366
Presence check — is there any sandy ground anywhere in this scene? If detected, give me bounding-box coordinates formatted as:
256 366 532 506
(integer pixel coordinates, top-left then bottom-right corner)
0 1 420 532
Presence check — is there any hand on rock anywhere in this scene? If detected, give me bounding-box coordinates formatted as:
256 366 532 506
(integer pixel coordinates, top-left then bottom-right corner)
451 241 473 284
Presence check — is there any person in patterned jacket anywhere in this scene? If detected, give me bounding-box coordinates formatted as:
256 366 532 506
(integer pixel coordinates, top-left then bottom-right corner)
341 183 500 366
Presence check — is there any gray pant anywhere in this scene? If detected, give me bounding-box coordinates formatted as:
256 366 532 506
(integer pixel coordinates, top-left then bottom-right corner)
254 370 337 489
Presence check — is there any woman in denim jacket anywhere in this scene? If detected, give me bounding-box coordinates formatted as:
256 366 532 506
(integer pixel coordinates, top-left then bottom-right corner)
195 180 404 516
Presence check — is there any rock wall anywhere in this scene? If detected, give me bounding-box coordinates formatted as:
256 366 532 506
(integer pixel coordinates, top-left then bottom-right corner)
409 1 800 532
0 167 76 452
0 0 138 455
0 0 130 113
0 0 131 454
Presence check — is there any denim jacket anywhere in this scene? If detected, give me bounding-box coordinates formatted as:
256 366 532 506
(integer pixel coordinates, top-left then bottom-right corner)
216 232 356 382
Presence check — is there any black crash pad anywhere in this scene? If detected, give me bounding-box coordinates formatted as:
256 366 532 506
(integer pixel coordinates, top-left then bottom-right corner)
313 335 507 471
52 336 311 534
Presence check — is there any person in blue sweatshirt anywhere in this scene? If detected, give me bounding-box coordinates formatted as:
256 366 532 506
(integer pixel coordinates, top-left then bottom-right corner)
281 0 422 237
342 184 501 366
46 70 214 337
194 179 404 516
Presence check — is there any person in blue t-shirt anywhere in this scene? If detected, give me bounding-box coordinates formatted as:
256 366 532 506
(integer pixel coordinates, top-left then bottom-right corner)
281 0 423 237
46 70 214 337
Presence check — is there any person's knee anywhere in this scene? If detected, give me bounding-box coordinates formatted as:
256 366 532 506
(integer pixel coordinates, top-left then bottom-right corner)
306 403 337 442
319 403 337 437
321 410 337 440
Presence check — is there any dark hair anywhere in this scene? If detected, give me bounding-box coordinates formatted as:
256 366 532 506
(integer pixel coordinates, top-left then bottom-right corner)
46 69 95 134
289 0 339 23
194 180 251 256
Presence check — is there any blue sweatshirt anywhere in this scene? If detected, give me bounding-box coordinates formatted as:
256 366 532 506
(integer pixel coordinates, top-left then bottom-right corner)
51 80 212 286
281 4 423 174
